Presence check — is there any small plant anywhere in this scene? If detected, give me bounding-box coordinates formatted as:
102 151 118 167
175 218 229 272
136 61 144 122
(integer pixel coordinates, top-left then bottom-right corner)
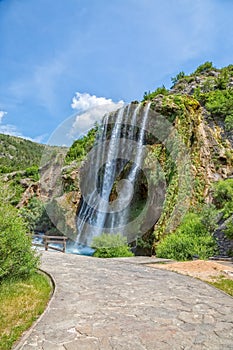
171 71 185 86
200 204 218 232
225 219 233 239
215 68 229 90
143 86 168 101
212 179 233 218
225 114 233 131
194 61 214 74
91 233 134 258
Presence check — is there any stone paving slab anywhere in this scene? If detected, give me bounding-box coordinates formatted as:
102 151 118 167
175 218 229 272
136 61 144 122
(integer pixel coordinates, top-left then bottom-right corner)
14 251 233 350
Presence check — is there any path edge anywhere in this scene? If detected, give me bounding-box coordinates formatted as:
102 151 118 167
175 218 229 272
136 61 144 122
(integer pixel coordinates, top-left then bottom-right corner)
12 268 57 350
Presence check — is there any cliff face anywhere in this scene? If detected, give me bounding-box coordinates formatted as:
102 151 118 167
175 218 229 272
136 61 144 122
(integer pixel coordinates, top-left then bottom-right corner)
2 63 233 255
144 64 233 255
146 94 232 254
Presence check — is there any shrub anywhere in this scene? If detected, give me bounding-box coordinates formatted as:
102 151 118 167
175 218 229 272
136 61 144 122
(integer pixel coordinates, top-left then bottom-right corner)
225 219 233 239
143 86 168 101
156 213 217 261
200 204 218 232
215 69 229 90
24 166 39 181
225 114 233 131
19 197 49 232
205 90 233 118
65 127 97 164
212 179 233 218
0 184 39 281
171 71 185 86
194 61 214 74
91 233 134 258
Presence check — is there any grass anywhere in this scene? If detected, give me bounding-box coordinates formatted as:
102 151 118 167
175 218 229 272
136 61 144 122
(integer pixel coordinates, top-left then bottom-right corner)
209 277 233 297
0 272 52 350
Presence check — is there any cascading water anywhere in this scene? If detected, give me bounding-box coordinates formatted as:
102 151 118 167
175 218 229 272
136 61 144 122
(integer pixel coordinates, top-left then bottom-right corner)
76 102 153 246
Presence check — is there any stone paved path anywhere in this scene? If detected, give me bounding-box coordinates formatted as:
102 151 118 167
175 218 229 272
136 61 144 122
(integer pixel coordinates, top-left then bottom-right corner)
14 251 233 350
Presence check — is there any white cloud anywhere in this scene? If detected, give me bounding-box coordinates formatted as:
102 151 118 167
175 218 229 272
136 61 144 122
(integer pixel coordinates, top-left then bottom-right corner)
0 110 46 143
0 110 7 123
0 123 22 137
70 92 124 137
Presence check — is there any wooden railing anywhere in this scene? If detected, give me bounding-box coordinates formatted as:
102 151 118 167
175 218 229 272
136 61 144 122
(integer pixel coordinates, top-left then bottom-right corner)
30 234 68 253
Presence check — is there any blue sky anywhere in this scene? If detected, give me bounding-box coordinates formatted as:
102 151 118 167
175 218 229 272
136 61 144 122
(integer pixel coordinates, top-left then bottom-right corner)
0 0 233 145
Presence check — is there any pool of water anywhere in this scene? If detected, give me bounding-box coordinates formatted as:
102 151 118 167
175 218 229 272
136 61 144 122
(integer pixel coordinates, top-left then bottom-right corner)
32 233 95 256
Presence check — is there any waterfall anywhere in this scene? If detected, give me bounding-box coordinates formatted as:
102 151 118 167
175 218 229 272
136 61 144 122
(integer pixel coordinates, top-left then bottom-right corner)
76 102 151 246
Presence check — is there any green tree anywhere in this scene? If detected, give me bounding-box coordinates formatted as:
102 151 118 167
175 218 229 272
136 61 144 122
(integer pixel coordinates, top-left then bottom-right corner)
194 61 214 74
171 71 185 86
0 183 39 281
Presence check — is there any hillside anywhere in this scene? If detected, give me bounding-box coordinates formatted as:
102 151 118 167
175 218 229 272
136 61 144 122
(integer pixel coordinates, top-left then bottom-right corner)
0 134 46 173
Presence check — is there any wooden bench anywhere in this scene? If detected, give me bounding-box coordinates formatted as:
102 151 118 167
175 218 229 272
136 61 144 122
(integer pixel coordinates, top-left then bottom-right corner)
30 234 68 253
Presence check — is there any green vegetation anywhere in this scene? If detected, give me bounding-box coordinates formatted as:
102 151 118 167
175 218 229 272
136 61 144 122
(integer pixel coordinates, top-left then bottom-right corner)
171 71 185 86
0 273 52 350
91 233 134 258
143 86 168 101
65 127 97 164
191 64 233 131
156 179 233 260
225 221 233 239
193 61 215 75
24 165 40 181
0 182 50 349
156 213 217 261
212 179 233 219
0 183 39 281
209 277 233 297
204 90 233 131
0 134 45 174
19 197 52 232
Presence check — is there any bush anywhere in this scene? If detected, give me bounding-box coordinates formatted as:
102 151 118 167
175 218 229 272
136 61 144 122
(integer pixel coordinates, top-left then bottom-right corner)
171 71 185 86
19 197 50 232
0 184 39 281
215 69 229 90
91 233 134 258
194 61 214 74
200 204 218 232
24 166 39 181
156 213 217 261
225 114 233 131
65 127 97 164
212 179 233 218
225 219 233 239
205 90 233 119
143 86 168 101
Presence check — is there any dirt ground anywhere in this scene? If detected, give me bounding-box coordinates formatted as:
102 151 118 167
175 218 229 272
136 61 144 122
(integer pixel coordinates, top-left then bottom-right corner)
148 260 233 282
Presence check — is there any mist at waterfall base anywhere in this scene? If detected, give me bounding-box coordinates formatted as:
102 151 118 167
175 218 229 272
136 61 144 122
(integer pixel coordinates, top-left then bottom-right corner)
75 102 166 248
